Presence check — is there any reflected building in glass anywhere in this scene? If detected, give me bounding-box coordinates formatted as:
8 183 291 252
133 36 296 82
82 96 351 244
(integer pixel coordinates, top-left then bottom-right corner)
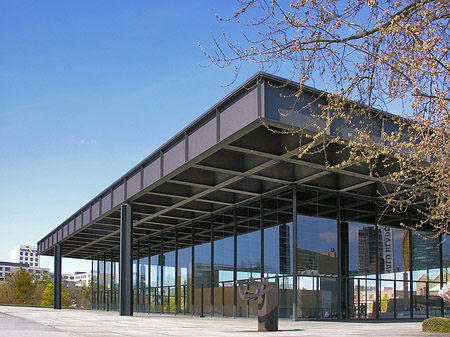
38 73 447 321
358 226 384 275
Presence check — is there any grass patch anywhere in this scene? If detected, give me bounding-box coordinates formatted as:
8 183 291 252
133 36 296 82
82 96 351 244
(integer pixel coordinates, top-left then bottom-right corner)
423 317 450 333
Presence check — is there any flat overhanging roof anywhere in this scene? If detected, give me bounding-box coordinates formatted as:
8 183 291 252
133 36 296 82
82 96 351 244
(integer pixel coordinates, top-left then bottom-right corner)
38 72 424 259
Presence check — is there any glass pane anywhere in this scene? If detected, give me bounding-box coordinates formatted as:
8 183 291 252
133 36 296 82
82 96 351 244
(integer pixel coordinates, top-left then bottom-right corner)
379 280 395 319
194 220 211 316
213 211 234 316
297 276 337 319
265 190 293 318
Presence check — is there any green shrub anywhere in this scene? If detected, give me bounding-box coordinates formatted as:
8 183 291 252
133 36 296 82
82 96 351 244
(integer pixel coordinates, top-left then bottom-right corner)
423 317 450 333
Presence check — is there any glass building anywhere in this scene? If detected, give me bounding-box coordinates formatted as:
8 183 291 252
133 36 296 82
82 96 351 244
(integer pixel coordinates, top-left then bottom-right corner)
38 73 448 320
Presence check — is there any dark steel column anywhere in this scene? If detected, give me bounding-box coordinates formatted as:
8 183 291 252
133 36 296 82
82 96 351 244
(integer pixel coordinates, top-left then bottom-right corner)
110 251 114 311
375 204 379 319
103 254 106 311
97 258 100 309
148 236 151 313
160 232 164 314
260 196 264 279
53 243 61 309
336 193 342 320
137 240 140 312
292 186 298 320
91 258 94 309
409 210 414 319
339 221 349 319
136 241 142 312
191 222 195 315
119 203 133 316
175 227 179 315
233 207 237 318
210 215 214 317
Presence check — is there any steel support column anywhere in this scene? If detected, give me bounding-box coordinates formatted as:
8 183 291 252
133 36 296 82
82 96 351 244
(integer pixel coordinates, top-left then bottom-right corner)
292 186 298 320
375 204 379 319
160 233 164 314
336 193 342 320
110 250 114 311
260 195 264 279
53 243 61 310
210 215 215 316
175 227 179 315
137 240 140 312
233 207 237 318
97 258 100 309
409 210 414 319
191 222 195 315
148 236 151 313
103 254 106 311
119 203 133 316
91 258 94 309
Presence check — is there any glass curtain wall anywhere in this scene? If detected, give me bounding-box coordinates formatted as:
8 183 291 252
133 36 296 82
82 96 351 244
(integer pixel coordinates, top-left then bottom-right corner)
194 220 211 316
296 189 338 319
149 238 160 312
377 225 411 319
177 225 192 314
411 231 441 318
236 200 261 318
159 230 176 314
213 210 234 316
264 190 294 318
90 187 446 320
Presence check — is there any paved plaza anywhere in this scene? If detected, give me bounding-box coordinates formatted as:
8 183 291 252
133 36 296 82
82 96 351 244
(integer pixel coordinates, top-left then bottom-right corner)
0 305 444 336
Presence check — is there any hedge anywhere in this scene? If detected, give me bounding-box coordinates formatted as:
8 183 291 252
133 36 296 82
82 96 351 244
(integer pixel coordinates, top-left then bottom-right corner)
422 317 450 333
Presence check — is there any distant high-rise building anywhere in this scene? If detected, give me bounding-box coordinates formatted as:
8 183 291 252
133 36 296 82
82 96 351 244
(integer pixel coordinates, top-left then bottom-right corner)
358 226 384 274
10 244 40 268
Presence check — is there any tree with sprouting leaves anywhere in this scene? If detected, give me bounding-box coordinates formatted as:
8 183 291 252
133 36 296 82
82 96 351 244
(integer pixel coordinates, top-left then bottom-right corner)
41 280 68 307
203 0 450 234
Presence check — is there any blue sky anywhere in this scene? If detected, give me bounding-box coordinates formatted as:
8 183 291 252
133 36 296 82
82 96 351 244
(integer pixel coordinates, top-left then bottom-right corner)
0 1 267 273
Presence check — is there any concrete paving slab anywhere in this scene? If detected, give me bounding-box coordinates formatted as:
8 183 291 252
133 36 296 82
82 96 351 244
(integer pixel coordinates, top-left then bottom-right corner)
0 310 75 337
0 305 445 337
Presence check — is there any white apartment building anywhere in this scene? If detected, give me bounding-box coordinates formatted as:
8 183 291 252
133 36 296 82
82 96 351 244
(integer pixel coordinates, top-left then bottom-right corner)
74 271 91 287
62 271 91 287
0 261 50 282
10 244 40 267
